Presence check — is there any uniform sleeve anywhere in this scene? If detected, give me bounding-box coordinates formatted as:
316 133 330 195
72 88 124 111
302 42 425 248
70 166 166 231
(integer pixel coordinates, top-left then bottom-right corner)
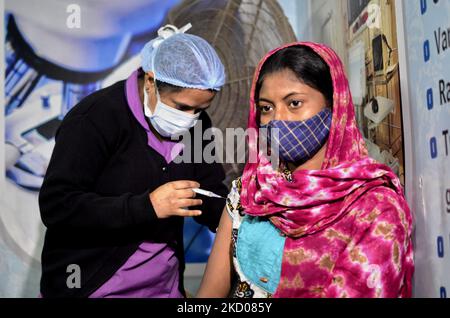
190 112 228 232
324 197 414 298
39 113 158 231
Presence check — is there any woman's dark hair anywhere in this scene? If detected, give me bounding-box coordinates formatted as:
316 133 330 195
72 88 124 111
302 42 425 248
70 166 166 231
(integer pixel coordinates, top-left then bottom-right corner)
256 46 334 106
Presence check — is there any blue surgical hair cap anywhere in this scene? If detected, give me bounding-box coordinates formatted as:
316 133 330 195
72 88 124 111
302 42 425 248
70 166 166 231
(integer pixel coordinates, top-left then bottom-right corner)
140 24 226 91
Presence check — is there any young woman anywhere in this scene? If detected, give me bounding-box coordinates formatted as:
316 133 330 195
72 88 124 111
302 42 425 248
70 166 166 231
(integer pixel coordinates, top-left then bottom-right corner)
39 25 227 298
197 42 414 298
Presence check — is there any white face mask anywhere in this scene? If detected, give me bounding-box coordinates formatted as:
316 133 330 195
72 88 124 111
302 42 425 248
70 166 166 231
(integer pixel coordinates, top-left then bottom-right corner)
143 83 200 138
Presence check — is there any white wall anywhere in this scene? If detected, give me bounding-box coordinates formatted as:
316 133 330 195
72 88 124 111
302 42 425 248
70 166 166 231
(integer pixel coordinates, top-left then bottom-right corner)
278 0 348 67
278 0 312 40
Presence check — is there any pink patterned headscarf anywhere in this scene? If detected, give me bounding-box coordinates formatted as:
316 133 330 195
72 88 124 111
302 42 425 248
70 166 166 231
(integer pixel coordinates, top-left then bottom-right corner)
240 42 414 298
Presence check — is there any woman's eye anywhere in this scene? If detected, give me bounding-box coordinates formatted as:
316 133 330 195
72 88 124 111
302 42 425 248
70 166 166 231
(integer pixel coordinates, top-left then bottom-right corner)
290 100 303 108
259 105 273 113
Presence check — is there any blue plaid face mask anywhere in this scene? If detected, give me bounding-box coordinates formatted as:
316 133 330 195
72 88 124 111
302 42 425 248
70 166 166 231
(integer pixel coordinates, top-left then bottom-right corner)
261 107 332 165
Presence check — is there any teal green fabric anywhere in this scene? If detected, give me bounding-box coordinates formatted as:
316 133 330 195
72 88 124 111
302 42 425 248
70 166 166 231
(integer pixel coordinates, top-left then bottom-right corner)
236 216 285 294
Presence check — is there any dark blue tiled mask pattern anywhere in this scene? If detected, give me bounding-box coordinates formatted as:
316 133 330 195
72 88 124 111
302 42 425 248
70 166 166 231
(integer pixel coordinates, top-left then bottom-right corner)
261 108 332 165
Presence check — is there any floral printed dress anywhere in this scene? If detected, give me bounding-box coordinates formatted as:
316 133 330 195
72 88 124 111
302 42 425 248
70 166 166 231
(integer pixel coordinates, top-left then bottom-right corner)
226 171 293 298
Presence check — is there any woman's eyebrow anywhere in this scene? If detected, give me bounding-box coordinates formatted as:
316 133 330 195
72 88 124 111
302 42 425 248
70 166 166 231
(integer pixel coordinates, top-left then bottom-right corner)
258 92 307 103
282 92 307 100
258 97 273 103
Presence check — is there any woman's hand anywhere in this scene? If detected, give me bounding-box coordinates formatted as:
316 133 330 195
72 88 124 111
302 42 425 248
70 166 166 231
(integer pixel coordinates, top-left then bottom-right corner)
149 180 203 218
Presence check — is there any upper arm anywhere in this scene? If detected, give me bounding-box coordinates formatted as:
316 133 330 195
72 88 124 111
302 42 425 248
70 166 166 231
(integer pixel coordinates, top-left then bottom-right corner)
40 114 110 203
38 106 155 230
42 97 120 193
197 208 233 298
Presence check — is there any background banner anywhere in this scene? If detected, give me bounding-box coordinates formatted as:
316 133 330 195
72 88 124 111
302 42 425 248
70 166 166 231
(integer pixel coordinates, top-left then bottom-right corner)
397 0 450 298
